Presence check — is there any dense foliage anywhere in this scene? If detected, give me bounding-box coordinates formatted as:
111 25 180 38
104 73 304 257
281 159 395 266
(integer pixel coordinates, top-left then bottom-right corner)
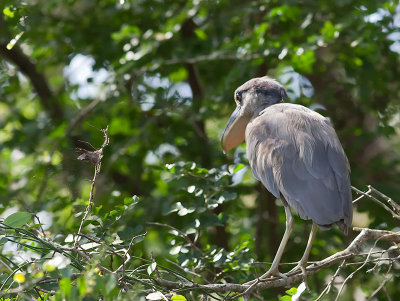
1 0 400 300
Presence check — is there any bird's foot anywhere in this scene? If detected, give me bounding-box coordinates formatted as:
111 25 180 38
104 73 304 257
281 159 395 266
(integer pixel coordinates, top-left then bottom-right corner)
287 262 310 290
244 268 287 286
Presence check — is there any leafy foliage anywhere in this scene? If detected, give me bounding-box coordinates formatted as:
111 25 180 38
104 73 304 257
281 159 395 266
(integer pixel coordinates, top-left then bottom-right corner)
1 0 400 300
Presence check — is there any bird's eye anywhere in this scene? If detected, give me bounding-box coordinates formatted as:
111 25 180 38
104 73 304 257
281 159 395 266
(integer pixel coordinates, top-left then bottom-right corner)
235 91 242 105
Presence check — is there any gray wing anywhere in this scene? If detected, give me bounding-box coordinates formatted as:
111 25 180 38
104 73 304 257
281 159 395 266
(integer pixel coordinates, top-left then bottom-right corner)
246 103 352 232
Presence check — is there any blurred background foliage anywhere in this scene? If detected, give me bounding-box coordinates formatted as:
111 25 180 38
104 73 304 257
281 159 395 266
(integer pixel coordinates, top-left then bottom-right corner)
1 0 400 300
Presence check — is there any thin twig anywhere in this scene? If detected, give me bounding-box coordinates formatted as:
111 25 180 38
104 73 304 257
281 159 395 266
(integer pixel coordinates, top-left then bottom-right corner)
234 278 261 299
117 228 400 295
33 214 47 239
367 276 392 301
315 260 346 301
151 252 161 279
146 222 203 254
3 182 400 298
0 257 13 272
368 185 400 215
74 126 109 247
164 258 204 280
351 186 400 220
116 232 147 278
334 230 399 301
383 286 393 301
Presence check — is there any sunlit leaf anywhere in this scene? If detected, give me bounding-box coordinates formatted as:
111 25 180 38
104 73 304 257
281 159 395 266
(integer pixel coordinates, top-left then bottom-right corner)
285 287 297 296
59 278 71 297
6 32 24 50
169 68 188 82
171 295 187 301
46 254 71 269
170 245 181 255
13 272 25 284
124 195 140 205
147 262 157 275
213 252 223 262
4 212 31 227
146 291 166 300
78 277 86 296
194 29 207 40
3 7 15 18
233 163 245 173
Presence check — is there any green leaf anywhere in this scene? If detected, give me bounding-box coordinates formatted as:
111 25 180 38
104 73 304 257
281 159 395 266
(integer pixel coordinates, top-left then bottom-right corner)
285 287 297 296
291 50 315 73
105 274 117 295
3 7 15 18
279 296 292 301
124 195 140 205
221 191 237 202
78 277 86 296
48 123 67 138
171 295 187 301
233 163 245 173
4 212 31 227
111 25 141 41
59 278 71 297
61 267 73 279
109 210 119 218
169 68 188 82
195 29 207 40
321 20 340 41
0 236 8 244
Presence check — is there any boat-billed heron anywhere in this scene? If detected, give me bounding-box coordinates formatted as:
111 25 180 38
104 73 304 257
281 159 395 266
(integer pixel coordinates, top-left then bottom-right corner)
221 76 352 283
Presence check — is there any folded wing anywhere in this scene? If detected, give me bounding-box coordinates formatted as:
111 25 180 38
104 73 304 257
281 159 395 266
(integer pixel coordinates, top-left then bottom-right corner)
246 104 352 232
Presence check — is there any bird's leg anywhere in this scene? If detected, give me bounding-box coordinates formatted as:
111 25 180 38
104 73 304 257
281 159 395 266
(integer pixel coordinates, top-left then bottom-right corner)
246 202 294 285
287 222 318 288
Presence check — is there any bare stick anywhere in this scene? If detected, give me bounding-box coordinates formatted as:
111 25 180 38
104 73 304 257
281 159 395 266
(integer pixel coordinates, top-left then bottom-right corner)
116 232 147 278
315 260 347 301
131 227 400 295
367 276 392 301
335 229 399 301
368 185 400 214
351 186 400 220
74 126 109 247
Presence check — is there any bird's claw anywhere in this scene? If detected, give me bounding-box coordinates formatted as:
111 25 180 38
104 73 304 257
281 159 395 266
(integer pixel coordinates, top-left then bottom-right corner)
261 270 288 281
244 269 288 286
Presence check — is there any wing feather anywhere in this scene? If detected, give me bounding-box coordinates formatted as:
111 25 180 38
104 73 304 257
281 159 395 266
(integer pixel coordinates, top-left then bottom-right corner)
246 103 352 231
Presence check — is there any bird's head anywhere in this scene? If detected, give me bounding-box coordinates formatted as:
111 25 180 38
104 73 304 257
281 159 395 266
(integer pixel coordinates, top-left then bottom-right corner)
221 76 287 153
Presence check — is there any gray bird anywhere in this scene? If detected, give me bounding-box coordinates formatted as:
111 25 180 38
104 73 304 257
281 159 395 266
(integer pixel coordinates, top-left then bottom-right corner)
221 76 352 282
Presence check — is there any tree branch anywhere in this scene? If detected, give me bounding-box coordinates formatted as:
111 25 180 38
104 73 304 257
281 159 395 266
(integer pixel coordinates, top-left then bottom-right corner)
0 45 64 122
146 227 400 296
0 14 64 122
